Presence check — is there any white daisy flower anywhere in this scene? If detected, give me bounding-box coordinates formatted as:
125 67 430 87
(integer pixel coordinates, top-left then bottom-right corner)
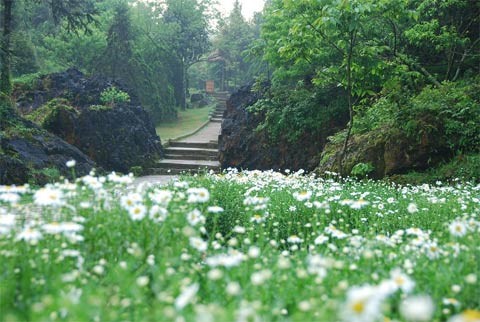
149 205 168 223
129 204 147 221
189 237 208 252
389 268 415 293
66 160 76 168
34 187 64 207
448 220 467 237
293 190 312 202
407 203 419 214
186 209 205 226
187 188 210 203
400 295 435 322
342 285 383 322
17 227 43 242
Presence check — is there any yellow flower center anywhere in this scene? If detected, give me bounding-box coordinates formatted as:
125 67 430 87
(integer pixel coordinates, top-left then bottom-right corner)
352 300 365 314
394 276 405 285
463 310 480 321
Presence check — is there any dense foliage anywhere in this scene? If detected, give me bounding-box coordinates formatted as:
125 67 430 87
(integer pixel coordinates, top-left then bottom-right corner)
1 0 214 122
251 0 479 174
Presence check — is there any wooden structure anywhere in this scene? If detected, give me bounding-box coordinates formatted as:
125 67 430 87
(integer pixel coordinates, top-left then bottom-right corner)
206 80 215 93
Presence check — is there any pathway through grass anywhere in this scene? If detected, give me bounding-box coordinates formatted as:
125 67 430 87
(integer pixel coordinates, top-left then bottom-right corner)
156 105 214 142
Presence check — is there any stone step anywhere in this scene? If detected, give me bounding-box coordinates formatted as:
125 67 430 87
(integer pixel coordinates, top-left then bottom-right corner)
165 146 218 157
165 154 218 161
169 141 218 149
210 118 222 123
155 159 220 171
149 168 219 175
211 113 224 118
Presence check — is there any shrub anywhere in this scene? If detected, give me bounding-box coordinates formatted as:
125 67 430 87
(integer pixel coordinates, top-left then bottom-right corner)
26 98 78 128
403 79 480 153
355 76 480 154
350 162 375 179
249 85 348 143
100 86 130 107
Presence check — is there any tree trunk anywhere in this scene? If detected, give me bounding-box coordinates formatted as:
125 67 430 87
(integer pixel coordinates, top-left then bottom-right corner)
180 58 187 110
1 0 14 95
339 31 357 176
0 0 14 120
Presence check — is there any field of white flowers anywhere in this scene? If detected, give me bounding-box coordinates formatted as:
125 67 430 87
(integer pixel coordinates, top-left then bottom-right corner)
0 169 479 322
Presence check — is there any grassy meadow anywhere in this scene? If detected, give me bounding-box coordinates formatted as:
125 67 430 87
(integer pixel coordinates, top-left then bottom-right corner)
0 169 479 322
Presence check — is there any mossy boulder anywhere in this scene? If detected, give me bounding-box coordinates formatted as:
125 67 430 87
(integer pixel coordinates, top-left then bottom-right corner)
26 98 79 144
316 127 450 179
0 116 94 185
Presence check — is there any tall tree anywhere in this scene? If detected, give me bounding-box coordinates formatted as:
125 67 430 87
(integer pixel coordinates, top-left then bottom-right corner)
0 0 96 112
214 0 256 90
162 0 211 109
100 0 133 81
0 0 13 96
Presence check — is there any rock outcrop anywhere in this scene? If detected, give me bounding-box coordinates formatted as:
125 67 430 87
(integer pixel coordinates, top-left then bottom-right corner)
15 68 163 173
315 127 451 179
0 116 94 185
219 85 334 172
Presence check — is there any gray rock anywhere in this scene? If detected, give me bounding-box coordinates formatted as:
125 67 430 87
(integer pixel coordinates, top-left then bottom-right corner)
16 68 163 173
0 117 94 185
219 85 334 172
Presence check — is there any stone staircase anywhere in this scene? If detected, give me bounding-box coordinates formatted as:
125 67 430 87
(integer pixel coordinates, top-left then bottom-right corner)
209 92 228 123
148 92 229 175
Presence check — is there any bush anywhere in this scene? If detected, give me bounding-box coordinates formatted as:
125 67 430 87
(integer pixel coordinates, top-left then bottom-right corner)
390 153 480 184
350 162 375 179
355 76 480 154
100 86 130 107
249 85 348 143
403 78 480 153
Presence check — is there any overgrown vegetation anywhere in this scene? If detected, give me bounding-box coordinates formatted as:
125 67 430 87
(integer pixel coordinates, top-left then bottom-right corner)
390 154 480 185
251 0 479 176
26 98 78 127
